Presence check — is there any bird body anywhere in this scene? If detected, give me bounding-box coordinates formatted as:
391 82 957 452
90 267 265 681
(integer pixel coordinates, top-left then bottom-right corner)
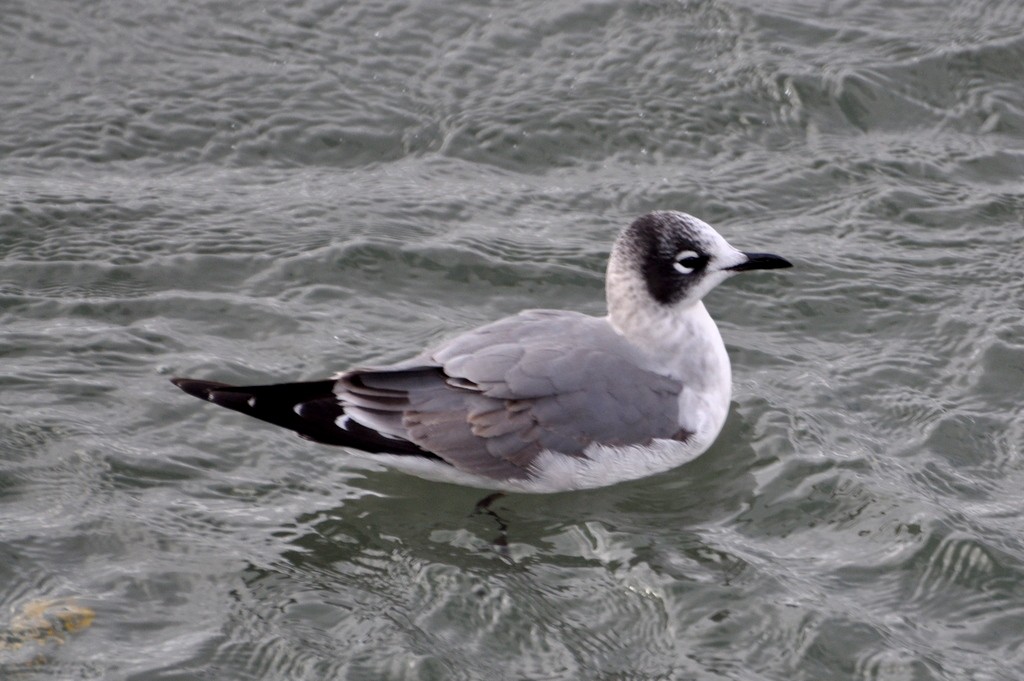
173 212 791 493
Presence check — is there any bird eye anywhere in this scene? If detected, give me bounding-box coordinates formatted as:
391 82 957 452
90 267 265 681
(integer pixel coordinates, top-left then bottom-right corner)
673 250 704 275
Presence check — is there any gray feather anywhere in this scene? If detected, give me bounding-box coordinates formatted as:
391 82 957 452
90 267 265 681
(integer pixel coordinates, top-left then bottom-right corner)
335 310 684 482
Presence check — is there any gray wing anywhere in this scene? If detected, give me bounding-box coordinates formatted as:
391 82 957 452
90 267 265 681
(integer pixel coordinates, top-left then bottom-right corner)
336 310 686 482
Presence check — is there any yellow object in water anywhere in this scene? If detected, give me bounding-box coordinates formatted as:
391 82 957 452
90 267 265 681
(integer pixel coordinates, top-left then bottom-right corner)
1 598 95 652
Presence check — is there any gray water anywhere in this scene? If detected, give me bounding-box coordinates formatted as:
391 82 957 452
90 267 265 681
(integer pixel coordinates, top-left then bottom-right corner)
2 0 1024 678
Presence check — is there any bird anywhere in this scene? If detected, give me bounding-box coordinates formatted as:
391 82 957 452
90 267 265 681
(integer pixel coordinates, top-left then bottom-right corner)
172 211 792 493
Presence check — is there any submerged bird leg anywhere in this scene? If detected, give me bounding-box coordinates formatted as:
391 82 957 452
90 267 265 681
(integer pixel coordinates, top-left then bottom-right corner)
474 492 506 513
473 492 510 553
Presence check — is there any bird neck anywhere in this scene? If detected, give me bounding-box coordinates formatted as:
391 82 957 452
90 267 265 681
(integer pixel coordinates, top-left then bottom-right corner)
609 295 706 348
608 297 730 386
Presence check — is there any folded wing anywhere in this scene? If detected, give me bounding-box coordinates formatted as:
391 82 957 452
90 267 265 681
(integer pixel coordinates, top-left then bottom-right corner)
335 311 686 481
174 311 687 483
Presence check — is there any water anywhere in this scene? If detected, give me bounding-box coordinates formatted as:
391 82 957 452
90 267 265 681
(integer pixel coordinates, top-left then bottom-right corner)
2 0 1024 678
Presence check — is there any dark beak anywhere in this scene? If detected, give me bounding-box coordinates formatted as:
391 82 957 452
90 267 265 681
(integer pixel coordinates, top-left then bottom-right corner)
727 252 793 272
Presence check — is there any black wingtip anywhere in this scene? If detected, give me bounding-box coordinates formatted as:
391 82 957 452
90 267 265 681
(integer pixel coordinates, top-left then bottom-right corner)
171 377 234 400
169 376 441 459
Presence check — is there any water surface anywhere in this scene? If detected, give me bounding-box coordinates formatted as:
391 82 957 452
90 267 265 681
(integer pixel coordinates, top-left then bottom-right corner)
2 0 1024 678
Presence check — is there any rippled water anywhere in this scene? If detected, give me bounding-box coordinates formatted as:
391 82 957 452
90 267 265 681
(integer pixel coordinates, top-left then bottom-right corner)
3 0 1024 678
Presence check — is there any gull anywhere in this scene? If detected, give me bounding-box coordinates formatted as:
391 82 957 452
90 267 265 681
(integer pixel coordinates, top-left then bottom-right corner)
172 211 791 493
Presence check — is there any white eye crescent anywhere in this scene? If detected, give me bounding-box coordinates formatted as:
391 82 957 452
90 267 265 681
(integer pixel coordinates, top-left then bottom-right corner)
673 250 701 275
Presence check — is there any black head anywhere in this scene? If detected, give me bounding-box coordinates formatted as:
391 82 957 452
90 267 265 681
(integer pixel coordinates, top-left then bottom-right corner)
613 211 792 307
